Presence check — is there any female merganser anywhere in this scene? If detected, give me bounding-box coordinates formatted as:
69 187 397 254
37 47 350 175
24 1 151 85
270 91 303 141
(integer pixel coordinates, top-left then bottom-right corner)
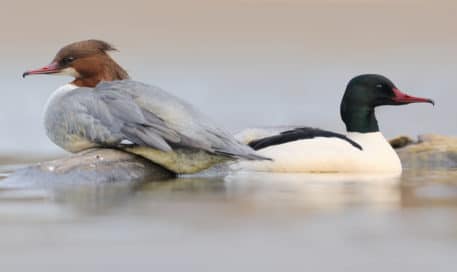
23 40 267 174
234 74 434 174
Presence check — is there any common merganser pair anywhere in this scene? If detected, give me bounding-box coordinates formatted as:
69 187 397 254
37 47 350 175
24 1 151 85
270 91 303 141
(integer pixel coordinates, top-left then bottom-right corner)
23 40 434 174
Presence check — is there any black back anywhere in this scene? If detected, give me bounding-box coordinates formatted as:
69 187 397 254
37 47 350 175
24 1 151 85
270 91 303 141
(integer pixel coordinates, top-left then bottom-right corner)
248 127 363 151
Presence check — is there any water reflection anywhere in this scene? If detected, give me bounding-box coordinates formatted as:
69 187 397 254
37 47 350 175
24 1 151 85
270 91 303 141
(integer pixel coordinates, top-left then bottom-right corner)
1 167 457 271
0 166 457 218
49 181 145 215
224 172 402 211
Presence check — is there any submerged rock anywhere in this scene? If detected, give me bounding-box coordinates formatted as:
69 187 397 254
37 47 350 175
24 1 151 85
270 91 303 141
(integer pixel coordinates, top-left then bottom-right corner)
4 149 174 186
394 134 457 169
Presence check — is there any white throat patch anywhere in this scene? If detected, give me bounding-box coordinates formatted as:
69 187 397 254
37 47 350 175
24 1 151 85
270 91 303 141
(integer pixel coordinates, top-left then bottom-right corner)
54 67 81 78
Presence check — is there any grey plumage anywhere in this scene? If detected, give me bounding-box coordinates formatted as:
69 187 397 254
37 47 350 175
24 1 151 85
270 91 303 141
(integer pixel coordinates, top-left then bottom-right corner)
44 80 267 173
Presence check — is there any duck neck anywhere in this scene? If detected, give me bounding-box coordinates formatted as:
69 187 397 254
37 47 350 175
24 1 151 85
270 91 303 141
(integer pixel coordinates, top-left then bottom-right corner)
71 55 129 88
341 106 379 133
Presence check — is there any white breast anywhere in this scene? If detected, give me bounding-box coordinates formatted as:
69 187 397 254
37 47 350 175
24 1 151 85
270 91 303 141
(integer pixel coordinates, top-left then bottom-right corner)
232 132 402 174
42 83 79 139
43 84 78 114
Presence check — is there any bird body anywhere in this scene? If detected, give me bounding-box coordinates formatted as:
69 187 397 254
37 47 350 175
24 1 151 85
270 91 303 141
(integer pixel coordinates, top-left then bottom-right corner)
233 74 433 174
25 40 266 174
235 129 401 173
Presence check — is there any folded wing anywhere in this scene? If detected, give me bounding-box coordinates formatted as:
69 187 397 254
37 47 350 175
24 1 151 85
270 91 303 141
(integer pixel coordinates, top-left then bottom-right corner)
70 80 266 160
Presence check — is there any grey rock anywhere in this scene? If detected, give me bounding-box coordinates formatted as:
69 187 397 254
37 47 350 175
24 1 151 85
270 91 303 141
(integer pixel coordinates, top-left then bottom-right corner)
3 148 174 187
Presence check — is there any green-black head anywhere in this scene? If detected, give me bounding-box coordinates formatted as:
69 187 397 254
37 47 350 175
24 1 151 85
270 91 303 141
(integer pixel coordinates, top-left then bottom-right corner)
340 74 434 133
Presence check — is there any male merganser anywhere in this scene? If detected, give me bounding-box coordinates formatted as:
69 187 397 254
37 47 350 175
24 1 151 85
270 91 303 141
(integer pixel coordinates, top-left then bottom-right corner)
23 39 267 174
234 74 434 174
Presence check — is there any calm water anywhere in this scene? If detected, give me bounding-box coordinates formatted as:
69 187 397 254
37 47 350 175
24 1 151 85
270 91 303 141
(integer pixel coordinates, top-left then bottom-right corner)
1 161 457 271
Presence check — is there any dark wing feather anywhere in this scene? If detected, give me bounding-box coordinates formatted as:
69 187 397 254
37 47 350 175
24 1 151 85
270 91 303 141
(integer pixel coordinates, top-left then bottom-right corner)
248 127 363 151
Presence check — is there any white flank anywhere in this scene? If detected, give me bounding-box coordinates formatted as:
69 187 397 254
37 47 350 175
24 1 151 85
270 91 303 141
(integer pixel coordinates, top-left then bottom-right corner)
232 132 402 174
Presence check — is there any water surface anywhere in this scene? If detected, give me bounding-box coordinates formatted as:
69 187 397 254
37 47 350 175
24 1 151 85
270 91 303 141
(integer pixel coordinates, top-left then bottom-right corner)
1 161 457 271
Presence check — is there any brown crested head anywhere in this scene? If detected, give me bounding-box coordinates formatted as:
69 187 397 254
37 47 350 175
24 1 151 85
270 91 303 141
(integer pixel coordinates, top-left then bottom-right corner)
23 39 130 87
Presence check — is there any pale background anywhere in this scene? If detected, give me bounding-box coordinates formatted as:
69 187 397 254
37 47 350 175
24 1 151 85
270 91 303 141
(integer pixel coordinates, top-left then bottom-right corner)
1 0 455 153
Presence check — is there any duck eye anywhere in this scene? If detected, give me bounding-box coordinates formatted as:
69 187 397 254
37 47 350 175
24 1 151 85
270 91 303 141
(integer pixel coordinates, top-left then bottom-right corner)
60 56 75 65
375 84 383 89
